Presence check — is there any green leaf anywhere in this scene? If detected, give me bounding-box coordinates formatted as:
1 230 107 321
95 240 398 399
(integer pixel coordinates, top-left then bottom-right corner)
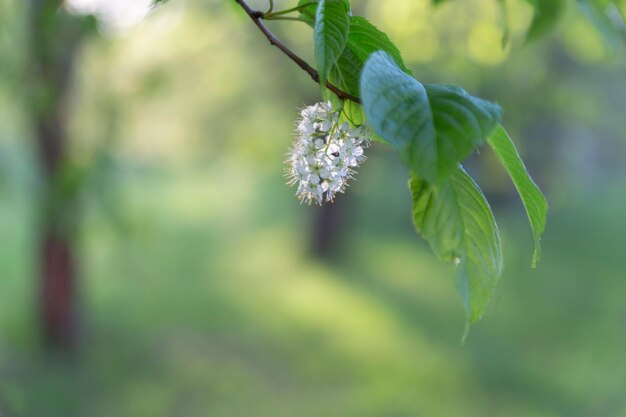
314 0 350 90
524 0 566 42
341 99 366 125
425 84 503 176
345 16 409 73
331 16 410 96
298 0 319 24
410 167 503 325
330 45 362 96
300 5 407 98
360 51 502 182
488 125 548 267
360 51 436 180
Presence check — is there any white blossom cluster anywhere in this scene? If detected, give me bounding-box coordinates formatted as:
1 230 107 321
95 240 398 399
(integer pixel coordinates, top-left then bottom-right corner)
286 102 370 205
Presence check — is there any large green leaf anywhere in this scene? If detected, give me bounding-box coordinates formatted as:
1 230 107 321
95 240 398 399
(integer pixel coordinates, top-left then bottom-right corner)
360 51 502 182
345 16 409 73
360 51 436 180
314 0 350 90
327 16 409 125
332 16 410 96
410 167 503 325
488 125 548 267
330 45 362 96
525 0 566 42
300 3 407 107
425 84 503 177
298 0 319 24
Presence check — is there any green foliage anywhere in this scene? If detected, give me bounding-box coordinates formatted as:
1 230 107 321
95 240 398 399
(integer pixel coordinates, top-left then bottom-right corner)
359 52 436 180
297 0 318 24
521 0 626 44
488 125 548 267
344 16 410 74
331 16 411 95
424 84 503 176
237 0 554 329
425 0 625 44
359 52 502 183
331 47 362 96
292 0 548 329
524 0 566 42
358 51 506 325
313 0 350 90
578 0 626 49
300 2 408 95
410 167 503 325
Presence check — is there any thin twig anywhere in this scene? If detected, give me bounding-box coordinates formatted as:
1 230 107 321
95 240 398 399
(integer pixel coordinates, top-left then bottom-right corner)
233 0 361 104
264 1 316 18
263 16 307 22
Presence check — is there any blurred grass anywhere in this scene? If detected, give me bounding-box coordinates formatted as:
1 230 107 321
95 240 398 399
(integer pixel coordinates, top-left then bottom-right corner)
1 160 625 417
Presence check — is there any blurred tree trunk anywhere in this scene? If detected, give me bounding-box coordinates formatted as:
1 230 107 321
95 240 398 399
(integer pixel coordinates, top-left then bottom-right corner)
310 197 345 259
29 0 83 350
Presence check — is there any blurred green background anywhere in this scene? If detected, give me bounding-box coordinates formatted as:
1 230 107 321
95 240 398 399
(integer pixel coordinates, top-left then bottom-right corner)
1 0 626 416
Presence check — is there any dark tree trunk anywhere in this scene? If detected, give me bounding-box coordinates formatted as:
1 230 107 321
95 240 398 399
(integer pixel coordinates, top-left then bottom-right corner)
29 0 83 351
39 229 78 349
310 196 345 259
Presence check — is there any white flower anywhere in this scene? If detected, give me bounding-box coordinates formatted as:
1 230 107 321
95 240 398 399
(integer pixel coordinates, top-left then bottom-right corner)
285 101 371 205
326 175 344 194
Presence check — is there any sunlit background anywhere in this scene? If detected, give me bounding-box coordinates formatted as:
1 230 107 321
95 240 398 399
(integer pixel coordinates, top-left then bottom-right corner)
1 0 626 416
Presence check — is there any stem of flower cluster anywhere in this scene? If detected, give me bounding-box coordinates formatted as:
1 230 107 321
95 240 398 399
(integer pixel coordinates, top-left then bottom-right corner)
264 2 316 18
324 101 344 154
263 16 307 22
233 0 361 104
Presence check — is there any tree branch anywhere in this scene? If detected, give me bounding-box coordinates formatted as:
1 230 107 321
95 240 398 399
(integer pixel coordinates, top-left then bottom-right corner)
233 0 361 104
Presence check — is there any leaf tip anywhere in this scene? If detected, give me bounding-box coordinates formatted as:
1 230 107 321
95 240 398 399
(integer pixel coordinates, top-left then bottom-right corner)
461 322 470 345
531 247 541 268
